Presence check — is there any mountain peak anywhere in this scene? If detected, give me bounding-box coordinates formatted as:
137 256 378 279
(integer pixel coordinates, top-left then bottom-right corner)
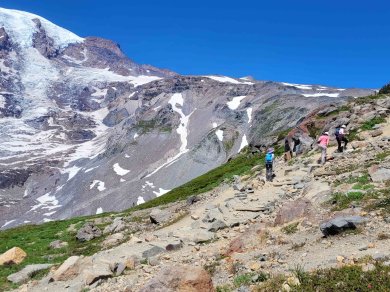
0 7 83 49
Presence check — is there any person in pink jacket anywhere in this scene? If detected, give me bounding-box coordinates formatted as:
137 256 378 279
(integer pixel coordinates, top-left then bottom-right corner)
317 131 330 165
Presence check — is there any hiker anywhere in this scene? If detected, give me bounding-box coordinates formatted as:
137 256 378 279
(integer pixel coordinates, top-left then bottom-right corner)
284 137 292 161
265 148 274 181
335 124 348 152
292 136 301 156
317 131 329 165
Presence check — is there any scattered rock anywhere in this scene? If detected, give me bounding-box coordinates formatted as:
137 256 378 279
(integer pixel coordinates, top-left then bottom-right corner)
165 240 183 251
187 195 201 205
7 264 53 284
139 265 214 292
362 263 376 272
102 232 125 247
76 222 102 242
115 262 126 276
191 214 200 220
208 220 227 232
52 256 80 281
320 216 366 236
370 129 383 137
274 199 314 225
0 247 27 266
103 217 127 234
150 208 171 224
125 255 140 270
368 165 390 182
82 262 113 285
192 230 215 243
49 240 68 249
142 245 165 259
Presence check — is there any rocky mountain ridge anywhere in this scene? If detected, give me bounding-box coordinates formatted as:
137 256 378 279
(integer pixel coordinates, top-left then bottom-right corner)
0 7 375 228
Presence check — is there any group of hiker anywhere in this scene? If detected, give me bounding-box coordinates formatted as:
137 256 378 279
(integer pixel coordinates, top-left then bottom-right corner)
264 124 349 181
317 124 349 164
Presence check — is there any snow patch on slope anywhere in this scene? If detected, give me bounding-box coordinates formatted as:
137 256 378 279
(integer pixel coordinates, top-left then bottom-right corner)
137 196 145 205
205 76 254 85
227 96 246 110
247 108 252 124
153 188 171 197
238 135 248 152
113 163 130 176
215 129 224 141
90 180 106 191
302 93 340 97
282 82 312 90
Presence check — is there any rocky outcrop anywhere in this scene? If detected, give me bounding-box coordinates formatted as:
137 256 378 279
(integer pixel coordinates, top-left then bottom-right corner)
139 265 214 292
0 247 27 266
7 264 53 284
76 223 102 242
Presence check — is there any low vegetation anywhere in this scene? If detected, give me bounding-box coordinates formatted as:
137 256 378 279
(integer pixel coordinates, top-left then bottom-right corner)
379 82 390 95
255 264 390 291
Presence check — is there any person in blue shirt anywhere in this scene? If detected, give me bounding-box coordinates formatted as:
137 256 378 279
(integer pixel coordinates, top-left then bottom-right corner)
265 148 274 182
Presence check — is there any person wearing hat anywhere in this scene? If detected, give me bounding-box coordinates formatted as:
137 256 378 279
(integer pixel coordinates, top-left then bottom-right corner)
265 148 275 181
317 131 330 165
337 125 348 152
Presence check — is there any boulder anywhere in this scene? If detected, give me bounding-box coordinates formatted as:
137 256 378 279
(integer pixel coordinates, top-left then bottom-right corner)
202 208 223 223
7 264 53 284
102 233 125 247
370 129 383 137
192 230 215 244
49 240 68 249
142 245 165 259
139 265 214 292
165 240 183 251
207 220 227 232
52 256 80 281
82 262 113 285
76 222 102 242
150 208 171 224
103 217 127 234
187 195 201 205
320 216 366 236
274 199 314 225
368 165 390 182
0 247 27 266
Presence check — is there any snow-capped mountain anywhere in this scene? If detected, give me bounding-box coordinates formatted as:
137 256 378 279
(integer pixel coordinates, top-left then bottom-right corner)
0 7 374 229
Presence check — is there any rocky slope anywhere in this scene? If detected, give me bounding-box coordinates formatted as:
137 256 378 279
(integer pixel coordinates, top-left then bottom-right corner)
0 7 375 228
2 94 389 291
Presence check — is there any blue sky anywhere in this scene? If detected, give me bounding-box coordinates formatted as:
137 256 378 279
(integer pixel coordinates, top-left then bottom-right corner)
1 0 389 88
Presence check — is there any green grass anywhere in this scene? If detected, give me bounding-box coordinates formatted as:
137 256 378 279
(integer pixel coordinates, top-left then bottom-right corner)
355 94 388 105
233 272 268 287
317 105 351 119
376 150 390 162
257 264 390 291
360 116 386 131
330 191 364 210
282 222 299 234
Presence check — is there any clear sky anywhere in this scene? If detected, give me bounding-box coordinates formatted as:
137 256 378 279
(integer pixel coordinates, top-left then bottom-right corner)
1 0 389 88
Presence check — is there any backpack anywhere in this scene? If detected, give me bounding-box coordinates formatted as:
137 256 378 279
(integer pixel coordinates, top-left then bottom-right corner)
265 153 273 163
335 127 340 137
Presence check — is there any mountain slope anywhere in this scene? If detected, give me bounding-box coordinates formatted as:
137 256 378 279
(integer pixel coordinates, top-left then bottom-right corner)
0 7 374 229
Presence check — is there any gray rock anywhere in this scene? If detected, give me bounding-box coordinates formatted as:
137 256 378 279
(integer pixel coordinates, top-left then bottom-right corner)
7 264 53 284
192 230 215 243
320 216 366 236
115 262 126 276
233 184 245 192
103 217 127 234
82 262 113 285
76 222 102 242
372 253 387 261
368 166 390 182
208 220 227 232
165 240 183 251
186 195 200 205
49 240 68 249
202 208 223 223
150 208 171 224
142 245 165 259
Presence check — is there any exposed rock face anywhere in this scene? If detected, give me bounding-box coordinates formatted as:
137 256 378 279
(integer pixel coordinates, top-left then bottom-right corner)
368 165 390 182
0 7 375 229
52 256 81 281
7 264 53 284
139 265 214 292
0 247 27 266
76 223 102 242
